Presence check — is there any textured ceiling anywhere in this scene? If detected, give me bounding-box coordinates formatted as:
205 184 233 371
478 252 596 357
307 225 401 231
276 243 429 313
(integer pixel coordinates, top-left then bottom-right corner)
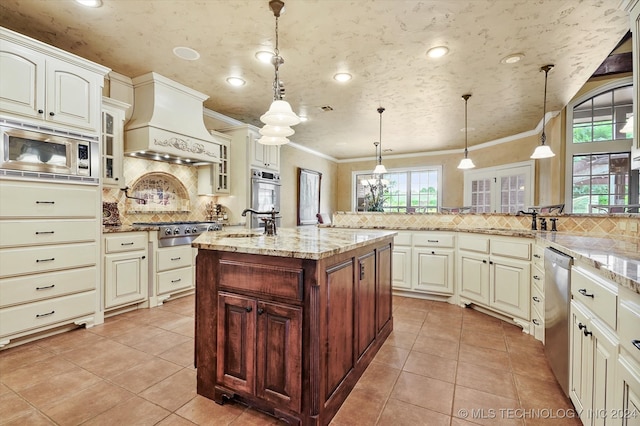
0 0 630 160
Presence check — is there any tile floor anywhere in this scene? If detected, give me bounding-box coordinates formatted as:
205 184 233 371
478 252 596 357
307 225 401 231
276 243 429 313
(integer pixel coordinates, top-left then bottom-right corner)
0 295 581 425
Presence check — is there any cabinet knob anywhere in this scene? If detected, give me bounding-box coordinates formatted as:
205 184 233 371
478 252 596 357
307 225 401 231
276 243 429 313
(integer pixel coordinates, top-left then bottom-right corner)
141 256 146 259
578 322 586 330
115 177 119 181
583 329 592 337
245 306 252 313
38 109 44 114
533 275 541 280
257 308 264 315
431 251 435 255
482 260 487 264
49 111 55 116
532 296 540 303
532 319 540 325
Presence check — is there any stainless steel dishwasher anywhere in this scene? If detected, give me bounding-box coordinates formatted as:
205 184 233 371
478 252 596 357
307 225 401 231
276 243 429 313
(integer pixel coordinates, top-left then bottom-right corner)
543 247 573 397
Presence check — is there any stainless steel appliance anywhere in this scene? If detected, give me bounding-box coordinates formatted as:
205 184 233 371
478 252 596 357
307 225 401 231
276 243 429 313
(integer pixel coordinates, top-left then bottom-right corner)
132 221 221 247
250 168 281 229
0 123 99 184
544 246 573 397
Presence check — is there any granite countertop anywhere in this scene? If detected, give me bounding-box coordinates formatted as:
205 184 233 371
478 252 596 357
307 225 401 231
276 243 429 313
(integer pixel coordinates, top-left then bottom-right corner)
192 227 397 260
102 225 158 233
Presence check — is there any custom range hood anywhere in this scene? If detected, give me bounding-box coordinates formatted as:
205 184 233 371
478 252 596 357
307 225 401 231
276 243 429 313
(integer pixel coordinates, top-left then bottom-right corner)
125 72 222 165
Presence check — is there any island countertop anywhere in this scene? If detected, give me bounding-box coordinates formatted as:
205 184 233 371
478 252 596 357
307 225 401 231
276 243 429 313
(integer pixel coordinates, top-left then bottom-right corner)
192 227 397 260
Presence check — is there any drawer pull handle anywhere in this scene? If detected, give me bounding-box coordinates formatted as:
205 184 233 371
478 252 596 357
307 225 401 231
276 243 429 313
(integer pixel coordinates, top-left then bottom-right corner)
534 254 541 258
532 319 540 325
36 310 55 318
35 231 55 235
578 288 594 298
533 275 541 280
36 284 55 290
578 323 586 330
171 257 181 261
121 242 134 246
171 278 182 283
632 340 640 351
583 329 592 337
427 240 439 243
36 258 55 263
532 296 540 302
36 201 55 204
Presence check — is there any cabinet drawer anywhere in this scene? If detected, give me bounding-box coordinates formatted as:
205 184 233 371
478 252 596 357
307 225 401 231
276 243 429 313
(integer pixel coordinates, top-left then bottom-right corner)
157 245 193 271
619 290 640 365
0 266 96 308
394 232 412 246
532 264 544 293
0 242 97 278
571 266 618 330
531 303 544 342
0 220 96 248
533 244 545 267
413 233 454 248
491 238 531 260
105 233 148 253
157 266 193 295
458 234 489 253
219 258 303 301
0 181 98 218
531 283 544 310
0 290 95 337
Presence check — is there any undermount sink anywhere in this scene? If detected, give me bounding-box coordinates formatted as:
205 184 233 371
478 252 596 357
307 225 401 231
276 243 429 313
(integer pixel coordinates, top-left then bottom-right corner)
220 232 263 238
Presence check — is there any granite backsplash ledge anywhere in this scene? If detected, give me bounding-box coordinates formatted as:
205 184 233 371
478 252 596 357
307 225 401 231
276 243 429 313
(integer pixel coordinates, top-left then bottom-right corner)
331 212 639 239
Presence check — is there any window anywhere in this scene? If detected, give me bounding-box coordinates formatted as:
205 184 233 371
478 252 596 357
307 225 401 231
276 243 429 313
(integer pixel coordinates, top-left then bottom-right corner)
353 167 442 212
565 78 638 212
463 162 534 213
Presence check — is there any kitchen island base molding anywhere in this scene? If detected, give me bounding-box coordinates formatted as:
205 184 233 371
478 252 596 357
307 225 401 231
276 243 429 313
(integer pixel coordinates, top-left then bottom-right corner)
195 236 394 426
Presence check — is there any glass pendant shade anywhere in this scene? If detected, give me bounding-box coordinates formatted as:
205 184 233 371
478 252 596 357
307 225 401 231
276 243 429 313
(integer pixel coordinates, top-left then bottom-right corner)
373 164 387 174
260 100 301 126
259 124 295 138
457 157 476 169
530 144 555 159
257 135 290 145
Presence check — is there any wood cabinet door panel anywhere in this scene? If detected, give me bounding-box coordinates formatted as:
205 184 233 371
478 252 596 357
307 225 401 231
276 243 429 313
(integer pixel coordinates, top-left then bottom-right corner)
256 301 302 412
357 252 376 359
217 292 256 395
377 245 392 333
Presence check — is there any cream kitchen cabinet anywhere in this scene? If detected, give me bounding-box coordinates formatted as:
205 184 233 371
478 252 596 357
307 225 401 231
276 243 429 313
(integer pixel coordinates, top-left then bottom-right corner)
101 97 129 187
570 266 619 426
392 231 412 290
103 232 148 311
250 132 280 171
0 27 108 135
458 234 531 328
149 239 197 307
615 287 640 425
412 233 455 295
0 179 100 347
530 242 545 342
197 132 232 195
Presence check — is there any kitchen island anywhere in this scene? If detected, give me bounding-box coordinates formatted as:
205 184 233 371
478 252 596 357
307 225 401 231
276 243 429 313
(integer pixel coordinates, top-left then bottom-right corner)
192 227 396 425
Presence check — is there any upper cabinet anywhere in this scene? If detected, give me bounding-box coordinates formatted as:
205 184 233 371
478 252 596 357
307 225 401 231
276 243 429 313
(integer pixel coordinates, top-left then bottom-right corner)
198 131 232 195
101 97 130 187
0 27 109 136
249 130 280 172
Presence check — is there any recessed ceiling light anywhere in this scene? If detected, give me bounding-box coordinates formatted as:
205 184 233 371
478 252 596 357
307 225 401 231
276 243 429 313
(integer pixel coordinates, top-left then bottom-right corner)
427 46 449 58
501 53 524 64
226 77 246 87
173 46 200 61
333 73 352 82
255 51 274 63
75 0 102 7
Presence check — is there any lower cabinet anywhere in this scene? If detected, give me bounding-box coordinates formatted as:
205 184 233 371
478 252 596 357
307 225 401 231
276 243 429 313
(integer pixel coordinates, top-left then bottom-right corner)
103 232 148 310
412 232 455 295
216 292 302 412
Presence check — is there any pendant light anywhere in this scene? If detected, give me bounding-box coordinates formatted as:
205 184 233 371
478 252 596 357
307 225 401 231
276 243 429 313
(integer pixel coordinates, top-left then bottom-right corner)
457 94 475 169
531 65 555 159
373 107 387 174
258 0 300 146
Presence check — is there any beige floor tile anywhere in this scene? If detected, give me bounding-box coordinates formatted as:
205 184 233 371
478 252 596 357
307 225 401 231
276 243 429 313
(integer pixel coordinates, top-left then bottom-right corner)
377 398 450 426
452 385 522 426
111 323 166 347
390 371 455 415
401 297 435 311
509 350 557 383
35 328 107 354
139 368 197 412
513 374 574 411
458 343 511 371
175 394 246 425
461 329 507 352
18 368 102 408
110 357 183 393
169 319 196 337
73 342 153 380
0 391 35 423
82 395 171 425
0 343 54 373
131 329 193 356
158 339 195 367
372 343 410 370
419 322 462 342
455 362 518 400
425 311 463 329
354 361 401 399
2 408 55 426
87 316 142 338
393 307 428 322
1 356 77 391
412 334 459 359
331 387 387 426
403 351 457 383
384 330 418 350
155 413 198 426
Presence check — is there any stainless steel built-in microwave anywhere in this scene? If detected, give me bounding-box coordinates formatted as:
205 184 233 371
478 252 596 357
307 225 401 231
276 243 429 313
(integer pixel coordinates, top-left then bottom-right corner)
0 125 99 179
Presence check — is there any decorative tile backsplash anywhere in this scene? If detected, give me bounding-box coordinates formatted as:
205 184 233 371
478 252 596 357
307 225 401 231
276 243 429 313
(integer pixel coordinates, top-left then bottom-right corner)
332 212 640 239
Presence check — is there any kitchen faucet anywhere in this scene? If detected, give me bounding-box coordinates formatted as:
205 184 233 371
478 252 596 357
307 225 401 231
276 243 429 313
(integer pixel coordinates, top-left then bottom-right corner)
517 210 538 231
539 217 547 231
241 207 280 235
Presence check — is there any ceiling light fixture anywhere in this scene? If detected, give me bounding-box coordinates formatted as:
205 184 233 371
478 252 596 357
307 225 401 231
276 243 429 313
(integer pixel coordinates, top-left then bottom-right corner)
333 72 352 82
531 64 556 159
173 46 200 61
226 77 246 87
427 46 449 58
457 94 475 170
75 0 102 7
258 0 300 146
255 50 274 63
501 53 524 64
373 107 388 175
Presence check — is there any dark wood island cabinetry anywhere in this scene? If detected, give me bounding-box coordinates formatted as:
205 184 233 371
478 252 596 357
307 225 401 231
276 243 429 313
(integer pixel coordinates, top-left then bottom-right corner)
193 227 396 425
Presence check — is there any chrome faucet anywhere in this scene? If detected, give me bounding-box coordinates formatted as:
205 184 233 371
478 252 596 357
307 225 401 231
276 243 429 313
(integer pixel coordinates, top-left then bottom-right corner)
241 207 280 235
517 210 538 231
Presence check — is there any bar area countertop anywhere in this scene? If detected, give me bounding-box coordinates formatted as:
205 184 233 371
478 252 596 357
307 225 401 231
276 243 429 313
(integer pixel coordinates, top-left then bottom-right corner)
191 226 397 260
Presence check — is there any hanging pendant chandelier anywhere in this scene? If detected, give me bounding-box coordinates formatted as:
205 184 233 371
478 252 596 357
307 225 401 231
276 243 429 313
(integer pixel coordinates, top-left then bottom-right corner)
457 94 475 170
373 107 388 174
258 0 300 146
531 65 555 159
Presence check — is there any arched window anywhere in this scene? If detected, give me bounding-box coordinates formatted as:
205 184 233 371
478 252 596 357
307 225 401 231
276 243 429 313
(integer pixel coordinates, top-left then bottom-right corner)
565 78 639 213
